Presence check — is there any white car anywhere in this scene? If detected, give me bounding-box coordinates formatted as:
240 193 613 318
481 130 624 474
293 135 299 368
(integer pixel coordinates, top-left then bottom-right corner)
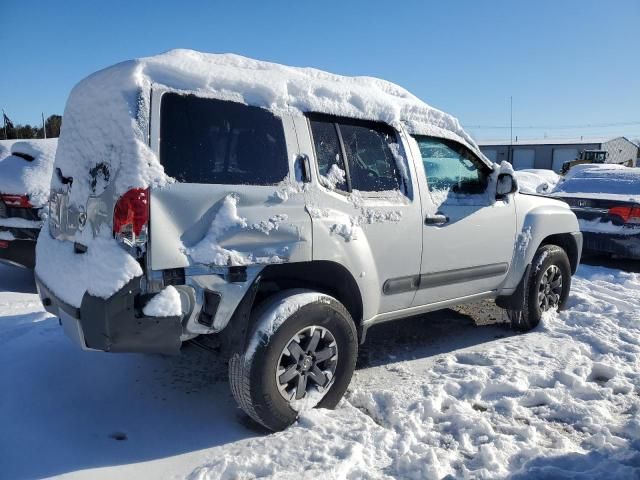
0 139 56 267
36 50 582 430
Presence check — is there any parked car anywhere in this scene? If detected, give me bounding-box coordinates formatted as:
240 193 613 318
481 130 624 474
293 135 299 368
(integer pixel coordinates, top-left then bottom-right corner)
35 50 582 431
513 169 560 194
552 164 640 259
0 139 56 268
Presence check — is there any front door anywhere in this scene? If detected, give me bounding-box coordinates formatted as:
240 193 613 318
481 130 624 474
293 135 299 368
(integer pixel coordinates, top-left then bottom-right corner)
409 136 517 307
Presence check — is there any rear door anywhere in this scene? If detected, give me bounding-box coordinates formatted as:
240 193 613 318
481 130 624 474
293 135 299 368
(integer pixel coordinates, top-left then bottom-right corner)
148 90 311 271
408 136 517 306
296 115 423 314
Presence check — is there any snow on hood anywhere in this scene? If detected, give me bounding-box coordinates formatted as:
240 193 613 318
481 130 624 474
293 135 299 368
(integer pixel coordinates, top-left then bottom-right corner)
53 49 484 207
0 138 57 207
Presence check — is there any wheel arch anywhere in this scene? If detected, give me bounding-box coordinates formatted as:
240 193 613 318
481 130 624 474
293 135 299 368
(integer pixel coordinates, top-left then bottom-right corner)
256 261 364 327
540 232 581 274
220 261 364 355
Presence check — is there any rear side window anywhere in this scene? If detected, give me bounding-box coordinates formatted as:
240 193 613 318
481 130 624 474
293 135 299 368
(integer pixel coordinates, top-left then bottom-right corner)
309 119 347 191
308 115 404 194
160 93 288 185
339 123 400 192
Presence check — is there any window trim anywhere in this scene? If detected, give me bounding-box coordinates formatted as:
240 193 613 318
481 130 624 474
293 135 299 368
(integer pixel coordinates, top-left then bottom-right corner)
412 134 492 195
306 113 409 198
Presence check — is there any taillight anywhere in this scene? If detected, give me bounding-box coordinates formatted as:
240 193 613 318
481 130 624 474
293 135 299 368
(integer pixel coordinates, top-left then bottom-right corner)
1 194 32 208
608 205 640 225
113 188 149 248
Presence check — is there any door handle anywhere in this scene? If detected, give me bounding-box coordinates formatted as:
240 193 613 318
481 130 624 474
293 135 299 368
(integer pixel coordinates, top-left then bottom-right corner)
425 213 449 225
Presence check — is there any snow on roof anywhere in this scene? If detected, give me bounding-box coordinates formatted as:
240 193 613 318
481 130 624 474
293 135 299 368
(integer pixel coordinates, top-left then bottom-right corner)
0 140 17 162
55 49 484 206
477 136 620 147
0 138 57 207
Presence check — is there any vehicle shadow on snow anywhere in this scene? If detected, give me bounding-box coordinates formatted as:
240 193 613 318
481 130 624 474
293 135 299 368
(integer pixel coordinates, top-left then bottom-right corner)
1 272 513 479
358 302 513 369
0 264 37 293
0 323 256 480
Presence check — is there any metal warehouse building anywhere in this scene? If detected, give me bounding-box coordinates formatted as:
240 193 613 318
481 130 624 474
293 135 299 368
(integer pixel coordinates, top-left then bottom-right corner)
478 136 638 172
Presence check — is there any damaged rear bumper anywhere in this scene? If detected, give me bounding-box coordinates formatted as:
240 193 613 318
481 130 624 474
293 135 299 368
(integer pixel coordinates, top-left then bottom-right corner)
35 275 183 354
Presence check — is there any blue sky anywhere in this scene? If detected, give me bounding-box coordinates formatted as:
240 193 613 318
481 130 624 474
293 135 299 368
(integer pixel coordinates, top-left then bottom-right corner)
1 0 638 141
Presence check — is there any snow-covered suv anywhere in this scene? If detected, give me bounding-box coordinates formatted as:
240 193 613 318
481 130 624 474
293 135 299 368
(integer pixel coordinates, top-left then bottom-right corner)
35 50 582 431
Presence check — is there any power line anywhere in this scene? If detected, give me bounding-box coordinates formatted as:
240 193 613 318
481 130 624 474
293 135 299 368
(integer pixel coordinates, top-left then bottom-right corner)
466 120 640 130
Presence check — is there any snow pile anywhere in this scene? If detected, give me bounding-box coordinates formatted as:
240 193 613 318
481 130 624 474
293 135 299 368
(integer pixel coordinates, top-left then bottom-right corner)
143 285 182 317
0 138 57 207
35 228 143 307
0 139 16 161
515 169 560 194
192 264 640 479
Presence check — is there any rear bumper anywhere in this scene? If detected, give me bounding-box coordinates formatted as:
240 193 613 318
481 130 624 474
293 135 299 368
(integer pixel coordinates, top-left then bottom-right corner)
35 275 183 354
0 238 36 268
582 231 640 259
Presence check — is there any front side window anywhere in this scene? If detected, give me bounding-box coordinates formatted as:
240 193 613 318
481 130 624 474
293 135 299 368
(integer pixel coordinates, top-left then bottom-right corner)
160 93 288 185
413 136 488 194
308 115 404 194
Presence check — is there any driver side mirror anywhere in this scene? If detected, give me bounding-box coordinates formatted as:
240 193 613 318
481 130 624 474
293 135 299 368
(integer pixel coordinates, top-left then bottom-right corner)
496 173 518 199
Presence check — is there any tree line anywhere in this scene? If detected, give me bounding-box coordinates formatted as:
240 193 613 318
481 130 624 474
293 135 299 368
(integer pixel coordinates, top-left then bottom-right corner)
2 114 62 139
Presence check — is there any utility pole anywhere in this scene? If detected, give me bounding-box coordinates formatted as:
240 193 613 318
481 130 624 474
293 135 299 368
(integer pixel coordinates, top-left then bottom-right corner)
509 96 513 164
42 113 47 139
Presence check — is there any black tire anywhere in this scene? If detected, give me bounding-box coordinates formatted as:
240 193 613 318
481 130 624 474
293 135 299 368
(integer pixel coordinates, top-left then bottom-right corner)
508 245 571 331
228 289 358 431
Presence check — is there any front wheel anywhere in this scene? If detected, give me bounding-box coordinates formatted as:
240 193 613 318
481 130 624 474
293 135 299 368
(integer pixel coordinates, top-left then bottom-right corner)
229 289 358 431
508 244 571 331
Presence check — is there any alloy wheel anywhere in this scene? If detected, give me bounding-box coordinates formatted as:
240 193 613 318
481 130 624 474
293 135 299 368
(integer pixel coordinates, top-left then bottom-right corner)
538 264 563 311
275 326 338 402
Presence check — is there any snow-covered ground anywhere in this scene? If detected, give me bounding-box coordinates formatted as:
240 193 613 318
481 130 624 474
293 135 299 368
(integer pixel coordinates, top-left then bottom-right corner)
1 260 639 479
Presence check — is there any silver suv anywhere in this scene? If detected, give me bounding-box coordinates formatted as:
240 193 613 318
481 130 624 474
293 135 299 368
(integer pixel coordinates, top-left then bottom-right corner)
35 51 582 431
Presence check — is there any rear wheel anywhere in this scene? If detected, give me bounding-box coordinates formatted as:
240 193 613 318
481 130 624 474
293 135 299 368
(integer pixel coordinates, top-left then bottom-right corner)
508 245 571 331
228 289 358 431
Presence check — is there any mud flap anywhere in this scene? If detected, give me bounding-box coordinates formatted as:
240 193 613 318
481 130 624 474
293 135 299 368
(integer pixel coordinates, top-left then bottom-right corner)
495 264 531 311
